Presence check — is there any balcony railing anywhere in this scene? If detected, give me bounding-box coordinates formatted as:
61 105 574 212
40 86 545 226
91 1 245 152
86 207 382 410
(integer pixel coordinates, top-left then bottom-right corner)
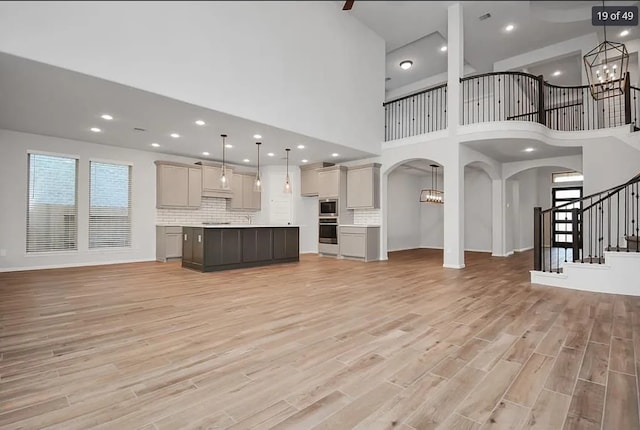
383 84 447 141
383 71 638 141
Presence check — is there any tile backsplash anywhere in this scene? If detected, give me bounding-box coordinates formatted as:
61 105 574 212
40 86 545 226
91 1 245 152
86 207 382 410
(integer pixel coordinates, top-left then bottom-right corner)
353 209 381 225
156 197 259 225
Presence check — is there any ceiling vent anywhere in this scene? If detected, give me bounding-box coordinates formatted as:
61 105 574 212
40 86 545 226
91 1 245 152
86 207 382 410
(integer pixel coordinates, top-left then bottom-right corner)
479 12 491 21
133 127 146 132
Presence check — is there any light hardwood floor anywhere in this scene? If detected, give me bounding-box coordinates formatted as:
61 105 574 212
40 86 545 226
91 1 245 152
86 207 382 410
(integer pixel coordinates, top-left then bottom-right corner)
1 249 639 429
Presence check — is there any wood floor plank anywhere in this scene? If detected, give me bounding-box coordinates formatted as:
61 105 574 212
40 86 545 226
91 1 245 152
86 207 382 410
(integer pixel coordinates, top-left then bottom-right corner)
1 250 639 428
602 370 640 430
565 379 605 428
544 347 583 395
457 360 521 424
522 389 571 430
405 366 486 430
504 353 555 407
609 337 635 375
311 382 401 430
268 390 351 430
479 400 528 430
578 342 609 385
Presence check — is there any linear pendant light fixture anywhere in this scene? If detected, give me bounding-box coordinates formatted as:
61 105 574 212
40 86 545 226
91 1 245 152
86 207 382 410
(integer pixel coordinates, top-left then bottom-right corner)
254 142 262 192
283 148 292 194
219 134 229 189
420 164 444 204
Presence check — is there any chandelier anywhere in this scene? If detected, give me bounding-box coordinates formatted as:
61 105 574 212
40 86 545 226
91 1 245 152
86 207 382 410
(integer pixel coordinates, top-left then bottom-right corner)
420 164 444 204
583 2 629 100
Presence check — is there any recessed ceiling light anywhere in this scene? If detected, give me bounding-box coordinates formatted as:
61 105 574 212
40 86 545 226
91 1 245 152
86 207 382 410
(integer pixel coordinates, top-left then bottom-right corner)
151 143 160 148
297 144 305 149
399 60 413 70
267 152 275 157
331 153 339 157
524 147 535 152
195 120 205 126
243 158 250 163
253 134 262 139
301 159 308 163
553 70 562 77
225 144 233 148
100 114 113 120
620 29 630 37
202 151 210 156
505 24 515 32
90 127 101 133
170 133 180 138
440 46 447 52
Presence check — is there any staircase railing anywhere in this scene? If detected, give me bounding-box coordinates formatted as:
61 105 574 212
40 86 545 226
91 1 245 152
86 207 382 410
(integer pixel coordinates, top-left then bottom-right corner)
631 86 640 130
533 174 640 273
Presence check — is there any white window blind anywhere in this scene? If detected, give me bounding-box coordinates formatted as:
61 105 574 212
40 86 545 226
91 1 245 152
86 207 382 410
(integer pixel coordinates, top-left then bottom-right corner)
27 153 78 252
89 161 132 248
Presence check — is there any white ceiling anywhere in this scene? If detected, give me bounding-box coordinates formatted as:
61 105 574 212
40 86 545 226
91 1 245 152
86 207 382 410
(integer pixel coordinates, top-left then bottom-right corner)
0 52 375 167
462 138 582 163
345 1 639 92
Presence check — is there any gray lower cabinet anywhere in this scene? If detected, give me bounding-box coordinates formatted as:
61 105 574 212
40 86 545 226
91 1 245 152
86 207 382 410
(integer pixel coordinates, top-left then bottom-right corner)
338 226 380 262
183 226 299 272
156 226 183 262
273 227 299 260
182 227 204 269
242 228 273 262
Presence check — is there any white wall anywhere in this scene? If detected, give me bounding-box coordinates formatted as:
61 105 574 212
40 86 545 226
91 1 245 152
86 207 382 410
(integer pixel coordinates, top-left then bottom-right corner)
516 168 538 251
387 170 421 251
420 175 445 249
463 166 492 252
0 1 385 154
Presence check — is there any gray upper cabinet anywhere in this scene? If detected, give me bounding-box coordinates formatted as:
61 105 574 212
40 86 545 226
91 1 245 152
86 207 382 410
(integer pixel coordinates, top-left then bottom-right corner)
230 173 261 211
201 165 234 198
300 162 334 197
318 165 346 199
347 163 381 209
155 161 202 209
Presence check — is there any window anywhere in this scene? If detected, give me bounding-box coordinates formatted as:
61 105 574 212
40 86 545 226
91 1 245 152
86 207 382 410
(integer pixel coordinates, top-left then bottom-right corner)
89 161 132 248
552 171 584 183
27 153 78 252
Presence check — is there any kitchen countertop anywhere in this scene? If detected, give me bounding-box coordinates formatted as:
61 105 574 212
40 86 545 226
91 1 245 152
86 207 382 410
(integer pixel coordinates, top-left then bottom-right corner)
157 224 299 228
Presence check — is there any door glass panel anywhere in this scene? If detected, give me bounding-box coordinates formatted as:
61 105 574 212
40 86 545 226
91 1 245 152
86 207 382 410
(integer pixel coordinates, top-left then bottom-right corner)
555 189 581 199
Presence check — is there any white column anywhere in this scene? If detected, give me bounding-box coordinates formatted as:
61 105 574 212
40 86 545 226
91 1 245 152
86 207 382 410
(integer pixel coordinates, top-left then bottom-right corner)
443 154 464 268
443 2 465 269
380 170 389 260
491 179 505 256
447 2 463 135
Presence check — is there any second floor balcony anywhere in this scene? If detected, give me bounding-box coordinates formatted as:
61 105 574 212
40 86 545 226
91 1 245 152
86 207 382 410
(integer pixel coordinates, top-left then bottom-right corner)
383 71 640 142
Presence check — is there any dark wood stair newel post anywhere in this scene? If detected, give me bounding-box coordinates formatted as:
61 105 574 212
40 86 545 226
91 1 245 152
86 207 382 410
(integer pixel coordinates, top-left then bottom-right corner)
537 75 546 126
534 207 542 271
571 208 580 262
625 72 632 125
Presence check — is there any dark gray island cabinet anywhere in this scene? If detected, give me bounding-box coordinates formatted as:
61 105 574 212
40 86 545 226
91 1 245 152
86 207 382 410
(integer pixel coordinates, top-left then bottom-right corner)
182 226 299 272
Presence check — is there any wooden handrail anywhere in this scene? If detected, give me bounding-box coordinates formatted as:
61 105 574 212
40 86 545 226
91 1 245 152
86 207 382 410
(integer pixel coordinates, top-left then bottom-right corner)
383 83 447 106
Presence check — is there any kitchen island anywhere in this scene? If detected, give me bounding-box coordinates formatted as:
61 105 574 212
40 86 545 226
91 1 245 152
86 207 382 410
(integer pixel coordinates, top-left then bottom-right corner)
181 225 299 272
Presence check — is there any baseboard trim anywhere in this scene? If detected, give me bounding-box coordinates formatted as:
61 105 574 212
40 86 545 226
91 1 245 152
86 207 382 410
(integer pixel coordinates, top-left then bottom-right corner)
443 263 466 269
515 247 533 252
0 258 157 273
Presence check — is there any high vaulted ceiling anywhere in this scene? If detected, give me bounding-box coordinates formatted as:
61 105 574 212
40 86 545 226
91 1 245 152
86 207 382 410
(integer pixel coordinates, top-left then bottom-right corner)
343 1 639 91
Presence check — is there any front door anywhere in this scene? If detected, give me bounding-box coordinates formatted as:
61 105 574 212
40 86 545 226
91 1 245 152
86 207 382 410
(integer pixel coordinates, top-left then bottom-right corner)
552 187 582 247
